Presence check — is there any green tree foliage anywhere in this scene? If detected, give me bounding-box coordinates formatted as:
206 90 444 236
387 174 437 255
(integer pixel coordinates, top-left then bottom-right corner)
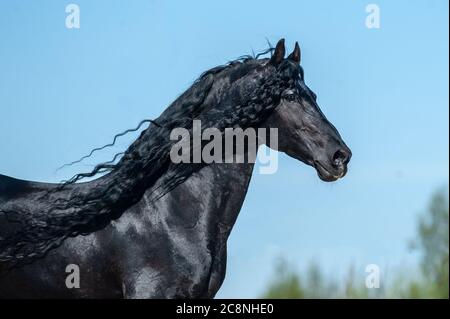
262 259 305 299
411 188 449 298
261 188 449 299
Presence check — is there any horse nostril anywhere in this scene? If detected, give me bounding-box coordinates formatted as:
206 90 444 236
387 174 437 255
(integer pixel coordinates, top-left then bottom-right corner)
332 149 350 167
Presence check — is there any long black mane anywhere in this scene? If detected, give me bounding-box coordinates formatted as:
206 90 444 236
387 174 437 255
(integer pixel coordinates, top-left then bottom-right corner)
0 45 300 269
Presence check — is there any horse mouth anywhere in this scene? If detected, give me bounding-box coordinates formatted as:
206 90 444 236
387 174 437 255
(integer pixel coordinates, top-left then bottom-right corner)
314 161 345 182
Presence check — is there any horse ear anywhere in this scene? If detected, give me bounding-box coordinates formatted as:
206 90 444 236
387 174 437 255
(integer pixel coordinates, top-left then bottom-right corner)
270 38 285 65
288 42 301 64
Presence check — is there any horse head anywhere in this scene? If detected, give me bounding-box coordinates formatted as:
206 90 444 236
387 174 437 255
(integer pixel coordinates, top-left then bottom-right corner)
262 39 352 181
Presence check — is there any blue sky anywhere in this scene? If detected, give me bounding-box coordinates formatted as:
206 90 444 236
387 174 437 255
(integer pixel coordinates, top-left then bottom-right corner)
0 1 448 297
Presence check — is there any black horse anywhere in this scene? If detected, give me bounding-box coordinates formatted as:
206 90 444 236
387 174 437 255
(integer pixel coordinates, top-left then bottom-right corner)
0 39 351 298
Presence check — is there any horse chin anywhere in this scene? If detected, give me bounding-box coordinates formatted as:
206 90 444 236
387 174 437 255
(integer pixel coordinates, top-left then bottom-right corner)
314 161 343 182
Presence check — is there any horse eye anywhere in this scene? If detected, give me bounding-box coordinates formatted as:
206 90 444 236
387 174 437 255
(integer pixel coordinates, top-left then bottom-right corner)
283 91 297 102
285 94 296 102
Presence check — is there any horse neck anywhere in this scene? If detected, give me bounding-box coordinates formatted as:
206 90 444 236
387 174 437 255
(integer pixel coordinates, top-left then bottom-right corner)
209 161 255 230
139 158 256 238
